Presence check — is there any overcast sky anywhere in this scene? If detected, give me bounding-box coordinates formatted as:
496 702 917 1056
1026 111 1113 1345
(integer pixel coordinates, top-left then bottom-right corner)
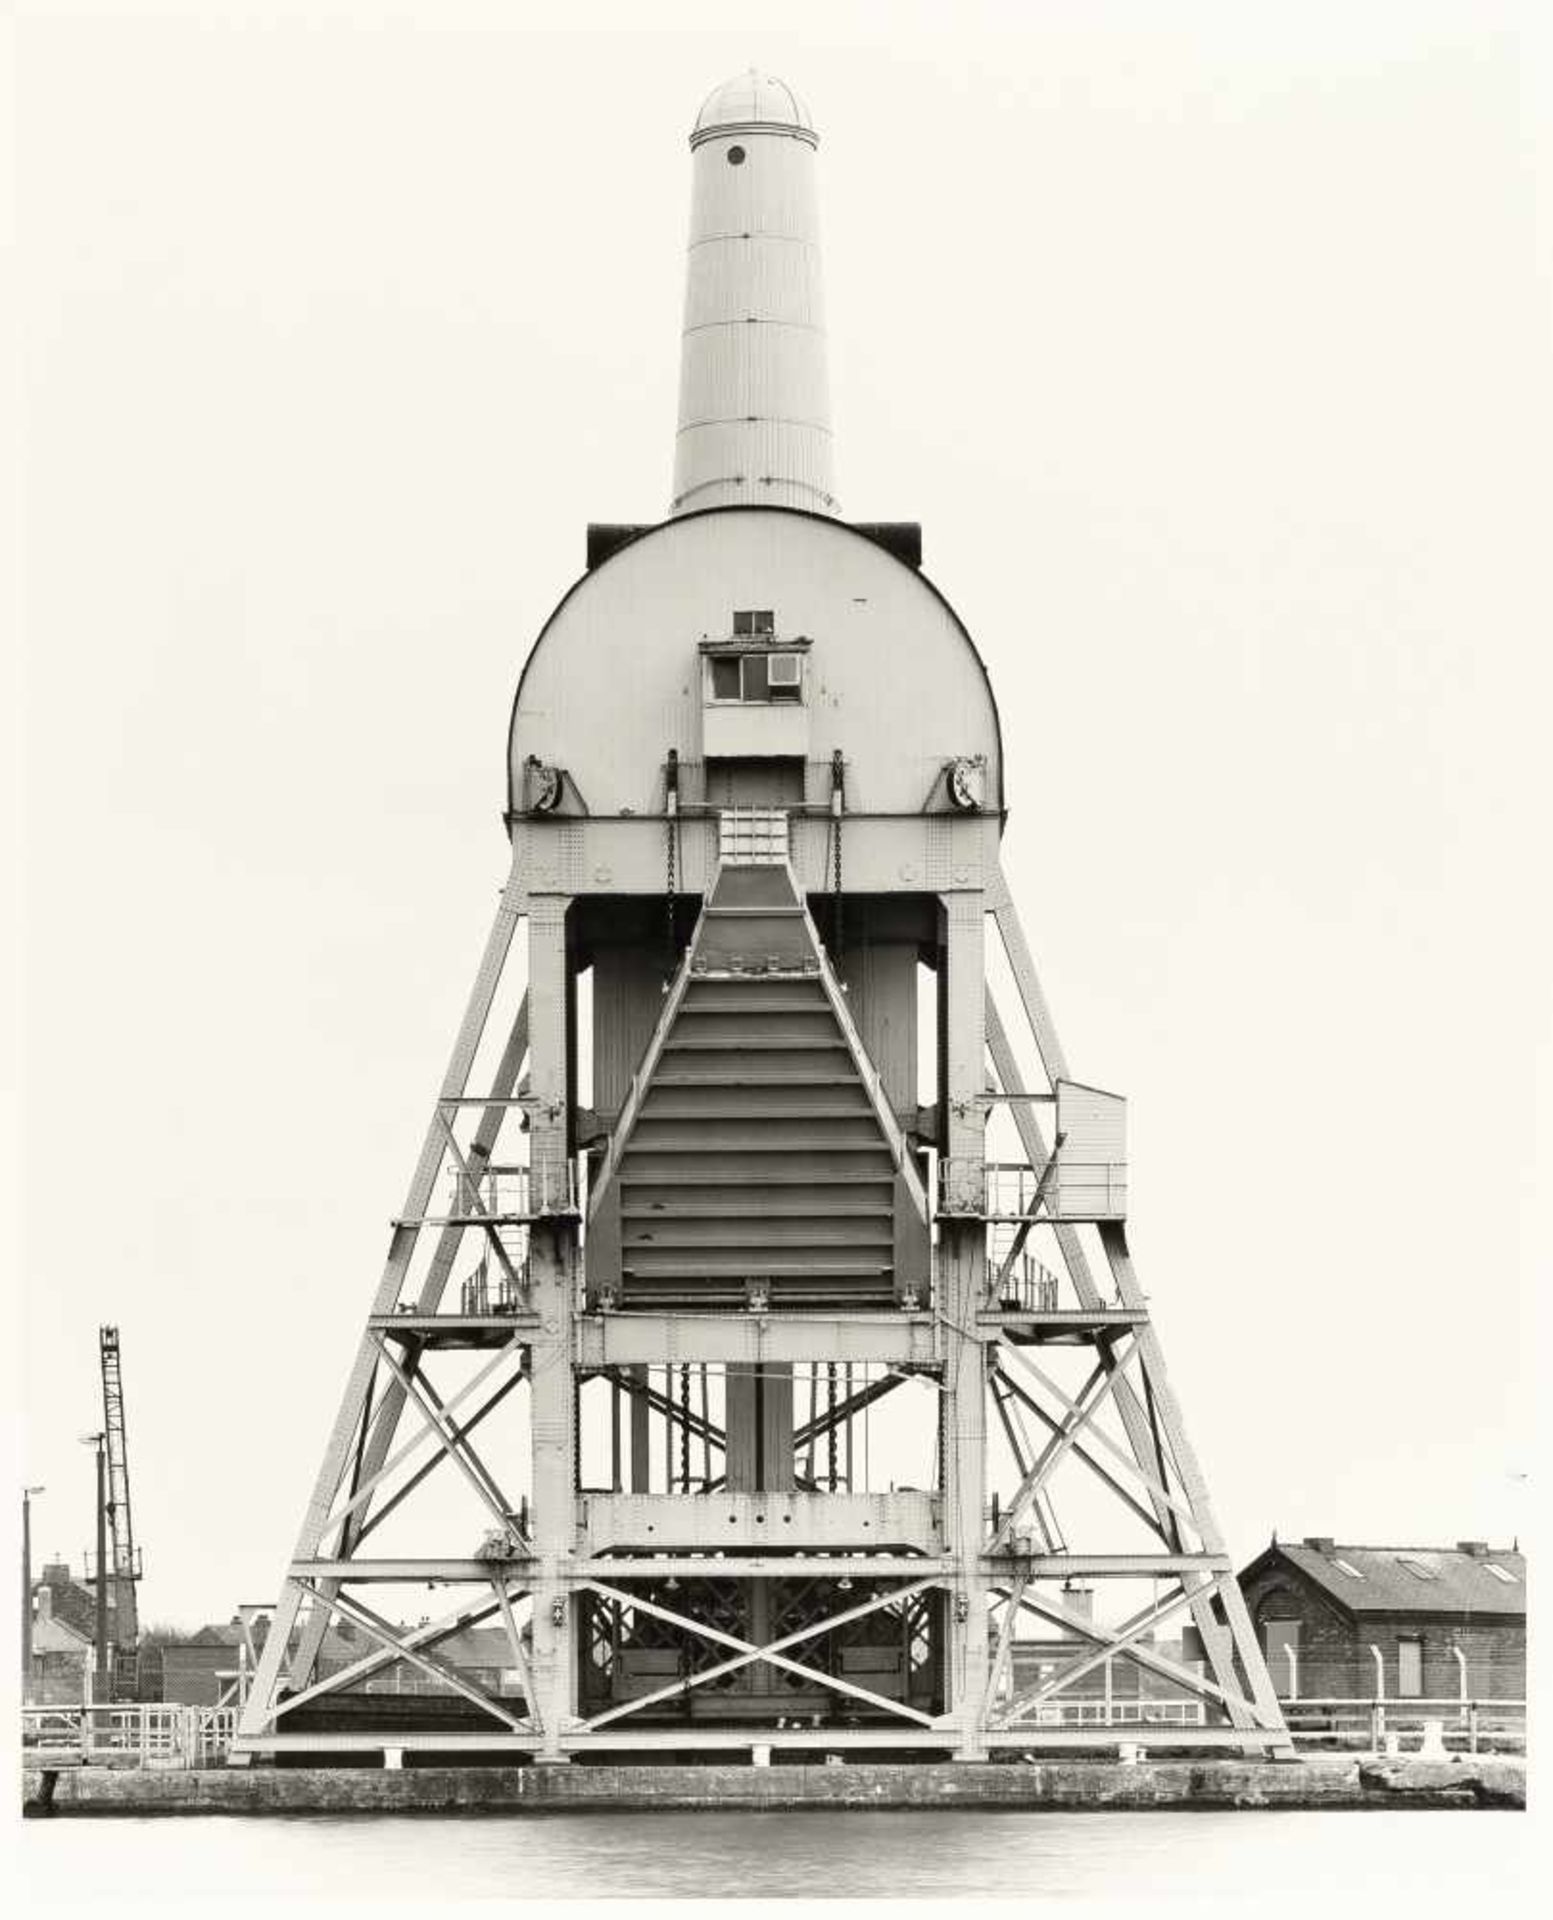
9 0 1550 1628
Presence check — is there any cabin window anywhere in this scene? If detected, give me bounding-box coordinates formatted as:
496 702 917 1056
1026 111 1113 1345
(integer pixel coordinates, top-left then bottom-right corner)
732 609 775 636
1397 1637 1424 1697
706 653 804 703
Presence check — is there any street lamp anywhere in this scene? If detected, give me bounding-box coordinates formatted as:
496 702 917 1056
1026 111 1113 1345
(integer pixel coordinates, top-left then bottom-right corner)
21 1486 45 1700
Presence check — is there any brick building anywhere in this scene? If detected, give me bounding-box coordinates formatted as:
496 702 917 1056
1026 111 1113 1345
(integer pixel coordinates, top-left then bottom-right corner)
31 1561 100 1642
141 1614 519 1708
1237 1537 1525 1702
27 1589 93 1705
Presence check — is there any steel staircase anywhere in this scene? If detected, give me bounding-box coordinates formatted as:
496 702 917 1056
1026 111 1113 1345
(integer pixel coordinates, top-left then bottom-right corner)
587 863 928 1310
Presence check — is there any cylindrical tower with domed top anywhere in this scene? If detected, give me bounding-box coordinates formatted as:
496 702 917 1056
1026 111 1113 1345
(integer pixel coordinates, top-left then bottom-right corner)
672 70 838 517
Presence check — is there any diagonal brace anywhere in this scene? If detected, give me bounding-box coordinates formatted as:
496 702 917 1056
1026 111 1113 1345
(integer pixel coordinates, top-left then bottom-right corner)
579 1577 941 1730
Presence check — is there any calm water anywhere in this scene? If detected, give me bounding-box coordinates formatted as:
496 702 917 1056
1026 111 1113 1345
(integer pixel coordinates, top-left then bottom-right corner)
14 1809 1531 1906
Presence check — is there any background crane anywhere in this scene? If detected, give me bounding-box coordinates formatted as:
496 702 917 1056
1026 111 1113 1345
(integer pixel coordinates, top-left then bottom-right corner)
98 1324 142 1695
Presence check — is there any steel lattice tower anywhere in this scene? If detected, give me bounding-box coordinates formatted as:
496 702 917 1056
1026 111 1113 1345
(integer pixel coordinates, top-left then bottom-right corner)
236 72 1292 1766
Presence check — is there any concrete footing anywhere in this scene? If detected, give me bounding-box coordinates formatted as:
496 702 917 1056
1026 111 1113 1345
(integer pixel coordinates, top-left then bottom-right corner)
22 1756 1525 1817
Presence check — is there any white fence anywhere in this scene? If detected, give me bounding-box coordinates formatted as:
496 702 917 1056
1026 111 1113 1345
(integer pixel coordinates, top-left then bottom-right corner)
22 1704 239 1770
1280 1696 1526 1754
1024 1700 1206 1729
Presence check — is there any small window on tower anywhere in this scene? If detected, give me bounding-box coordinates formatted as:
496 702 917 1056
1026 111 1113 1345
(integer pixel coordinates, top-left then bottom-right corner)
733 609 775 637
710 656 741 700
740 654 771 700
726 145 746 166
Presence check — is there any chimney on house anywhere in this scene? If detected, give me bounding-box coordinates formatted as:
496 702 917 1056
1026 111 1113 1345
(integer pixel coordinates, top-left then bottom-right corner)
1304 1536 1337 1553
1062 1582 1095 1624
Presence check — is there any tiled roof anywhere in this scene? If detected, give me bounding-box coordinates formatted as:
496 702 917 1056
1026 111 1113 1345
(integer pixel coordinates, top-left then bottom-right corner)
33 1612 93 1654
190 1623 245 1647
34 1577 98 1642
1258 1543 1526 1617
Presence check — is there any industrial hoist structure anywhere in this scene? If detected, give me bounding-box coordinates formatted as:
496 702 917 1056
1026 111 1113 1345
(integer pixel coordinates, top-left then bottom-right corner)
237 72 1292 1764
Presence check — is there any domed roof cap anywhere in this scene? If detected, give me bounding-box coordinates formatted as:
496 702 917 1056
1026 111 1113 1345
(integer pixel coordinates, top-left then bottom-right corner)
691 69 818 149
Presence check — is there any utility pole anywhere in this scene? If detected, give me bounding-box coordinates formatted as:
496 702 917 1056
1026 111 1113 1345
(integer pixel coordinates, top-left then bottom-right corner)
21 1485 44 1701
82 1433 109 1702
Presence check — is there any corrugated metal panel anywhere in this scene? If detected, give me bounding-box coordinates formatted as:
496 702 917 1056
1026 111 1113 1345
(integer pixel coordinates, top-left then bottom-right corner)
511 512 1003 819
851 939 918 1121
593 945 665 1115
672 111 836 516
683 239 825 331
1052 1080 1127 1221
678 325 830 426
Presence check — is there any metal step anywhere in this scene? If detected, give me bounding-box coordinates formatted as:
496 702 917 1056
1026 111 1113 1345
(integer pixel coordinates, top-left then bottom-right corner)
638 1100 875 1122
702 905 806 919
663 1035 846 1052
651 1071 864 1086
622 1223 894 1249
621 1258 893 1278
622 1196 893 1217
620 1281 899 1308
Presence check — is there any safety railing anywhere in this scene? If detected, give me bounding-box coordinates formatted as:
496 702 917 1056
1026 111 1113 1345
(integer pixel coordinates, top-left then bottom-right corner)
1024 1699 1207 1728
22 1703 240 1769
1278 1696 1526 1754
458 1261 529 1316
443 1163 577 1220
718 807 790 866
937 1159 1125 1223
985 1252 1060 1312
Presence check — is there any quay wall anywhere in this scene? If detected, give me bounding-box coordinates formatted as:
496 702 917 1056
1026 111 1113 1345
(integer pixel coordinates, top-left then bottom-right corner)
23 1758 1525 1816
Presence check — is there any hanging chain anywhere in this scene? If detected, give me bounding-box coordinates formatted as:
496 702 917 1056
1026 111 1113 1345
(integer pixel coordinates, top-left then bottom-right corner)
679 1363 691 1492
826 1360 839 1491
830 749 845 979
665 749 680 976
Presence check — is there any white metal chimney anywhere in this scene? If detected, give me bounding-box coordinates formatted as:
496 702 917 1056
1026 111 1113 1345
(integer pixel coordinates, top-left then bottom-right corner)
670 71 839 518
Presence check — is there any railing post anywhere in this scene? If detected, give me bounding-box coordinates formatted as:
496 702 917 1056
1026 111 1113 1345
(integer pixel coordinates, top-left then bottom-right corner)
1368 1643 1385 1754
1468 1701 1479 1755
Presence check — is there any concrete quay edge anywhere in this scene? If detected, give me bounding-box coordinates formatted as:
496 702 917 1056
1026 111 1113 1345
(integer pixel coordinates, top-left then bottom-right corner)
22 1757 1526 1816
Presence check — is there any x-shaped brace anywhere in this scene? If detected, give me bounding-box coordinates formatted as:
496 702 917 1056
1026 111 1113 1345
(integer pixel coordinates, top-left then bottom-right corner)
579 1576 941 1731
291 1581 529 1732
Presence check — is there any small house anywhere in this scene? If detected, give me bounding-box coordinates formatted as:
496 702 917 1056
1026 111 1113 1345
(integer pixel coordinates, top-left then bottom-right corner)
1237 1536 1525 1702
27 1588 94 1705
